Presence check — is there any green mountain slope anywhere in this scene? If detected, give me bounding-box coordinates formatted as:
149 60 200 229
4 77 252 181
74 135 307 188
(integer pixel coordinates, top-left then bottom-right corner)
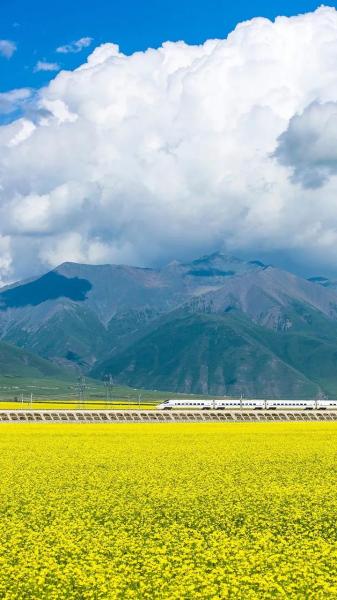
16 304 109 370
4 252 337 398
0 253 264 369
92 311 324 397
0 340 68 379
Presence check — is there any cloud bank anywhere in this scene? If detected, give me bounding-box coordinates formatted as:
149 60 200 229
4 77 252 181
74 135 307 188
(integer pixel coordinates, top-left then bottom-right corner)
2 7 337 282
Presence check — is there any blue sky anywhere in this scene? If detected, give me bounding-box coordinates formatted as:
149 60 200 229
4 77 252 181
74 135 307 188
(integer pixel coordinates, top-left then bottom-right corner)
0 0 333 92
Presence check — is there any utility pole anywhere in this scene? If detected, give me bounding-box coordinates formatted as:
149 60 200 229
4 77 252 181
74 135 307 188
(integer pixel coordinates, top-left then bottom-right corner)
77 377 86 408
108 375 114 402
104 374 114 403
138 393 142 409
104 376 109 402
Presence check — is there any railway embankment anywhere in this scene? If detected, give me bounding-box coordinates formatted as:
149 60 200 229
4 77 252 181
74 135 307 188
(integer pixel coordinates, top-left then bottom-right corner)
1 410 337 423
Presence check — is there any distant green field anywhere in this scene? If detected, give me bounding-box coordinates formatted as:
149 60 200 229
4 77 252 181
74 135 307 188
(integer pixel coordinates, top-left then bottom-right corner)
0 401 158 410
0 375 207 409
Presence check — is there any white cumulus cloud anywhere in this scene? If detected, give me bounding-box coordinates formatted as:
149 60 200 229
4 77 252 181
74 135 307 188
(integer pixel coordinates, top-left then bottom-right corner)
0 236 12 285
56 37 93 54
0 40 17 59
0 88 31 115
34 61 60 73
3 7 337 282
275 101 337 188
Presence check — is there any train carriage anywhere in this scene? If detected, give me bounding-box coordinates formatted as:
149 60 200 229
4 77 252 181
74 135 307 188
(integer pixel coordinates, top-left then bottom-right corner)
157 398 337 410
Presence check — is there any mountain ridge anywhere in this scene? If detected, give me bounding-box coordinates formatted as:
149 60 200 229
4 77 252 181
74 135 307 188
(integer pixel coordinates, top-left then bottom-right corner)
1 251 337 397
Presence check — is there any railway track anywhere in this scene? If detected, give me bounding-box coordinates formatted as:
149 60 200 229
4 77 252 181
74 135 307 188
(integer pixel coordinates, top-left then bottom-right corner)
1 410 337 423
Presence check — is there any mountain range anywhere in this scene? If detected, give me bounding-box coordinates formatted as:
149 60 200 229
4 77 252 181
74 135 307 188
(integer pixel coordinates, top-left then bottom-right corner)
1 251 337 397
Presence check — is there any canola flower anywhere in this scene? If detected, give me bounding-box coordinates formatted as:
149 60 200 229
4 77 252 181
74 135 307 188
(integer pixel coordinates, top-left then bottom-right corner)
0 423 336 598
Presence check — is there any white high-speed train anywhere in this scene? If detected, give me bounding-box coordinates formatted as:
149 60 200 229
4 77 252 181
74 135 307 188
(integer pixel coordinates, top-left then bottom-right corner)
157 399 337 410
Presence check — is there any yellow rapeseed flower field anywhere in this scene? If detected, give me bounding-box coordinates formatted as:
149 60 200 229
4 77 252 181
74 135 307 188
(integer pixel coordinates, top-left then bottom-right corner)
0 422 336 599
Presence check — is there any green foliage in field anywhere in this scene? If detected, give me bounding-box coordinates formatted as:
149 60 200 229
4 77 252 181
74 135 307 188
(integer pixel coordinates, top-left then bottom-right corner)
0 375 202 404
0 401 157 410
0 423 337 598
